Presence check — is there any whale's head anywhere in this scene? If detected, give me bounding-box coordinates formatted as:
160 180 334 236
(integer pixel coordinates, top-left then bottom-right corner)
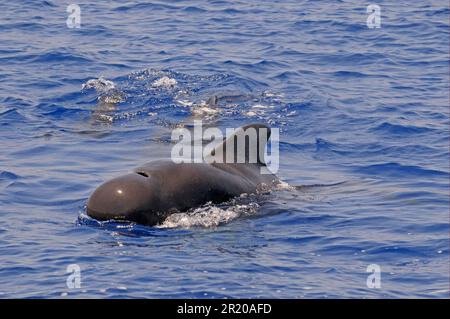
87 172 164 225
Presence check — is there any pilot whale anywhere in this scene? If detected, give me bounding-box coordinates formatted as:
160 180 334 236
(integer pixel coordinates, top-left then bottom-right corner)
86 123 279 226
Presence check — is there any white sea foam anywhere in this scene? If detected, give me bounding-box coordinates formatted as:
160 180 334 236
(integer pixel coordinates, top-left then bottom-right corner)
176 99 194 107
191 105 219 116
82 76 116 93
262 91 284 99
157 201 260 229
275 181 295 190
151 76 177 88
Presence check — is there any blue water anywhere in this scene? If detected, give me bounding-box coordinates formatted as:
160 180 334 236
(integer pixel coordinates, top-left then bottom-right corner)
0 0 449 298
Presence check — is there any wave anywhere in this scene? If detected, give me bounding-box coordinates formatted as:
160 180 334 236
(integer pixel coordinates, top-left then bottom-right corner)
370 122 433 135
353 162 449 178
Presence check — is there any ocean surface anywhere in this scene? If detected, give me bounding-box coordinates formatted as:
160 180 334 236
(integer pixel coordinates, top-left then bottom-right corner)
0 0 449 298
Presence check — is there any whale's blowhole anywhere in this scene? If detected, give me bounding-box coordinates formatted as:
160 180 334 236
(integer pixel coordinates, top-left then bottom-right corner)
136 171 149 177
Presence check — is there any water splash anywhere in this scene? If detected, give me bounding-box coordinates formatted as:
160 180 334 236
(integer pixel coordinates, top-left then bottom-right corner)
158 201 261 229
82 76 116 93
151 76 178 88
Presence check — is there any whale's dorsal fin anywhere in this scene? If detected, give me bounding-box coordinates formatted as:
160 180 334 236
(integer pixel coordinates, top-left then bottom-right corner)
207 123 271 165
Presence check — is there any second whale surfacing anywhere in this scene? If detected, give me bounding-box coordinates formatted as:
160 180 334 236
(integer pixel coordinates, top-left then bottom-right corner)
86 123 280 226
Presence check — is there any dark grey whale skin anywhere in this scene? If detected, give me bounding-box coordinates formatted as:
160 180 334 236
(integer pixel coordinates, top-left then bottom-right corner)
86 124 278 226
